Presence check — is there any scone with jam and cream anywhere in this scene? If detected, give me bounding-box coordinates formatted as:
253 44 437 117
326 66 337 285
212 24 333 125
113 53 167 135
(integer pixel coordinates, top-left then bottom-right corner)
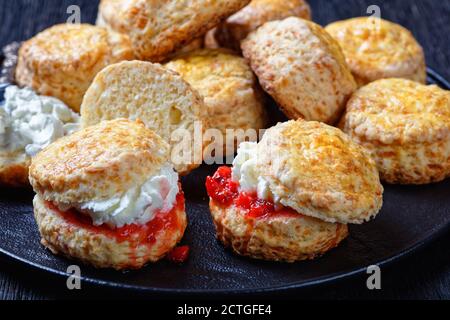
0 86 79 187
206 120 383 262
29 119 187 270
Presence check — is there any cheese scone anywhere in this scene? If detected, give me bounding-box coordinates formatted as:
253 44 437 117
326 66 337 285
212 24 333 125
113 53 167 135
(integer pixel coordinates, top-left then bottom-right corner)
208 0 311 51
242 17 357 124
165 49 267 157
206 120 383 262
15 24 134 112
0 86 79 187
340 79 450 185
96 0 250 62
30 119 187 270
325 17 426 87
80 60 208 175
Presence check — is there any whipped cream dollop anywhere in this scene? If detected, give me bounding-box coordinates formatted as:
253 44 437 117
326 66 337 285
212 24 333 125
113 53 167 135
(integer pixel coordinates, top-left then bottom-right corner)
0 86 79 157
231 142 274 202
69 164 180 228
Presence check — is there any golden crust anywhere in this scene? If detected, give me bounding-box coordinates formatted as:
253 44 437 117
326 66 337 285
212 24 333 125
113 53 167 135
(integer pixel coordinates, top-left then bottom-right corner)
0 151 31 187
15 24 134 112
210 201 348 262
340 78 450 184
80 60 208 175
29 119 170 204
97 0 250 62
256 120 383 224
242 17 356 124
34 195 187 270
165 49 268 156
212 0 311 51
325 17 426 87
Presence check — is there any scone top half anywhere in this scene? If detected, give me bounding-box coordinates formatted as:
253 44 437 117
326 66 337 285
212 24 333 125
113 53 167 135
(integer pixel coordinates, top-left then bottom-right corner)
29 119 182 229
226 120 384 224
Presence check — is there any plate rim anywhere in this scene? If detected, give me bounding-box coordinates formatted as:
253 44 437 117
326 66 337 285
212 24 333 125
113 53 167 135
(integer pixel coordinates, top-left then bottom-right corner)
0 67 449 295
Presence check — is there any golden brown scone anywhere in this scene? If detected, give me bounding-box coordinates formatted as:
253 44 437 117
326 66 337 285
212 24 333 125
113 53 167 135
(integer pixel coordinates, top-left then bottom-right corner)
209 0 311 51
15 24 134 112
164 49 267 157
80 60 208 175
325 17 426 87
30 119 187 270
242 17 357 124
0 151 30 187
340 78 450 185
210 201 348 263
96 0 250 62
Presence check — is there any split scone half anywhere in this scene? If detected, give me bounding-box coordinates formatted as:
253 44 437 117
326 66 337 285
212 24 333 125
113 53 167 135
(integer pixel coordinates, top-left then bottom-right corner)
15 23 134 112
241 17 357 124
206 0 311 51
96 0 250 62
325 17 426 87
0 86 79 187
165 49 268 158
206 120 383 262
29 119 187 270
80 60 209 176
340 78 450 185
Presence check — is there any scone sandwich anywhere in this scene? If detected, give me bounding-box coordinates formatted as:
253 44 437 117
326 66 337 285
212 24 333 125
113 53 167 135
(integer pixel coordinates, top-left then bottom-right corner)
206 120 383 262
0 86 79 187
29 119 187 270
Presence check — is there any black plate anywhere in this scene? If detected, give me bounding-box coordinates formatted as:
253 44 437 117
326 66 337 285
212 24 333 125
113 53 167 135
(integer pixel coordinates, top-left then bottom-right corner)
0 69 449 295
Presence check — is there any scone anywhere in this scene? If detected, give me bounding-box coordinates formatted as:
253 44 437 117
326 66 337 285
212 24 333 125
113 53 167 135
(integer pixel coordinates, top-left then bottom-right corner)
96 0 250 62
29 119 187 270
242 17 357 124
0 86 79 187
80 60 208 176
206 120 383 262
340 78 450 185
325 17 426 86
208 0 311 51
15 23 134 112
0 150 30 187
165 49 267 157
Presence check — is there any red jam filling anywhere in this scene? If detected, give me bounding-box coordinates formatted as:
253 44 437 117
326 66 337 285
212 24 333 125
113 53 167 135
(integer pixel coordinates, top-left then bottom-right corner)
166 245 190 264
206 166 299 220
46 191 185 247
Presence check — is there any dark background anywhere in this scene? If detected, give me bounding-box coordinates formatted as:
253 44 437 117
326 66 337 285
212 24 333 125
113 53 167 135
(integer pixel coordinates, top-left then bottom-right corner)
0 0 449 300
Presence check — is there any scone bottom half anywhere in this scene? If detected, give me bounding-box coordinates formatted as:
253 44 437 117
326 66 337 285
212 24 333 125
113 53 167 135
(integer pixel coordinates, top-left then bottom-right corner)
205 120 384 262
29 119 188 270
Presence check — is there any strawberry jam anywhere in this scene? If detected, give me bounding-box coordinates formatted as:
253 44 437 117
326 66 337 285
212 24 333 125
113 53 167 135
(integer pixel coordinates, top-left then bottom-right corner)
47 191 185 247
206 166 299 220
166 245 190 264
205 166 238 206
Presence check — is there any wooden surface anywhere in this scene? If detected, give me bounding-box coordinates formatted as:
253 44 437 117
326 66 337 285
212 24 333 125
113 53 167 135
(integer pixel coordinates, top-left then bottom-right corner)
0 0 449 300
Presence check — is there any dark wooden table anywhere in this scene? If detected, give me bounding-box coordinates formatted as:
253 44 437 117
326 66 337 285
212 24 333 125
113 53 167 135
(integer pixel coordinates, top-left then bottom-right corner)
0 0 449 300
